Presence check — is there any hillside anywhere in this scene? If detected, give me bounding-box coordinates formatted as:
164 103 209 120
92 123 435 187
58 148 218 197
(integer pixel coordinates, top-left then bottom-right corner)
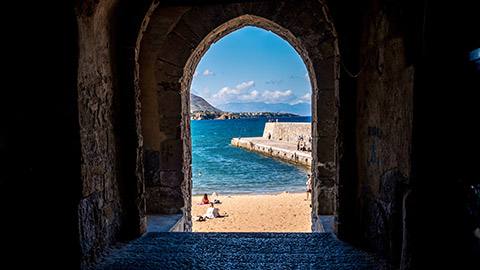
190 94 223 113
217 102 311 116
191 111 299 120
190 94 300 120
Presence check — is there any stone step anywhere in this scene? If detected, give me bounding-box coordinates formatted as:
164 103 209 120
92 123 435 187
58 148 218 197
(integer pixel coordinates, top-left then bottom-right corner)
94 232 394 269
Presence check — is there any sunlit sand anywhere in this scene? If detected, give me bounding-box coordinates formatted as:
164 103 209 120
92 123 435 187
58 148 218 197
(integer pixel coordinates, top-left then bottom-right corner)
192 192 312 232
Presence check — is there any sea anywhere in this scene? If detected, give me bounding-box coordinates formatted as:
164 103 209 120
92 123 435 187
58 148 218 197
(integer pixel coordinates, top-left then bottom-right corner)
191 116 312 195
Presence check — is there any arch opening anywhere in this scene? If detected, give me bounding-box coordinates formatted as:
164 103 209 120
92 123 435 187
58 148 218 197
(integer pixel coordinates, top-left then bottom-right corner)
189 25 313 232
135 4 339 233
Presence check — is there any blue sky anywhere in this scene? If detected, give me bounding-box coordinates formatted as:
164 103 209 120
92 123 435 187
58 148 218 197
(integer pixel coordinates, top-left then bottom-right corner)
190 26 311 107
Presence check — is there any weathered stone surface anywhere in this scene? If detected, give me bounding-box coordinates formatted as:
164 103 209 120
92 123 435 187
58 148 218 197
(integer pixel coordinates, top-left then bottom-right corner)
262 122 311 143
314 186 336 214
136 0 339 234
145 186 184 214
74 0 339 267
78 191 120 267
159 170 185 188
144 150 160 186
352 4 414 264
159 139 184 170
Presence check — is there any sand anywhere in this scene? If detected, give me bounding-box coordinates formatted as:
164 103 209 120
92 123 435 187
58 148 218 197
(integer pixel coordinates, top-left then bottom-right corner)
192 192 312 232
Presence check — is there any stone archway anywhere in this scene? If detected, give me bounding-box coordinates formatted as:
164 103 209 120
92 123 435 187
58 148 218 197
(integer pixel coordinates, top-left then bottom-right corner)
135 0 340 232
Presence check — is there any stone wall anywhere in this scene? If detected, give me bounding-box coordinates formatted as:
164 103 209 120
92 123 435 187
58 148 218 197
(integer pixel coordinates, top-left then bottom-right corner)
34 1 478 269
137 0 339 245
73 1 340 267
262 122 311 144
76 0 125 266
344 0 414 265
73 0 415 268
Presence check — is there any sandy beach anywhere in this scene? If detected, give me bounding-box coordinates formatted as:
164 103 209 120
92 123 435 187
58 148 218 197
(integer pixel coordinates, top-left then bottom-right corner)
192 192 312 232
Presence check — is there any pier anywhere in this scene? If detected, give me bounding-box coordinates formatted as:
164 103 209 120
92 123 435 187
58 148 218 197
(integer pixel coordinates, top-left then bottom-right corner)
231 122 312 167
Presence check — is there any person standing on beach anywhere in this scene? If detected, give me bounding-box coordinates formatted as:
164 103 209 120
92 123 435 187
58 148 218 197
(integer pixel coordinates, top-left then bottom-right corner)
306 174 311 200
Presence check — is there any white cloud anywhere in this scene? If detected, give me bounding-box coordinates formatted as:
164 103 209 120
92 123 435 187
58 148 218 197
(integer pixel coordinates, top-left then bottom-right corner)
212 81 253 105
202 69 215 76
201 87 212 97
300 93 311 101
239 89 260 101
211 81 256 104
213 86 241 100
235 80 255 90
205 80 312 106
261 90 296 103
292 93 311 105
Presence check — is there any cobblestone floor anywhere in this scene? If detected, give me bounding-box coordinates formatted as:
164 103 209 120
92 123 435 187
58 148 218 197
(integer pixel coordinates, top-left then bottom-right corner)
93 232 395 269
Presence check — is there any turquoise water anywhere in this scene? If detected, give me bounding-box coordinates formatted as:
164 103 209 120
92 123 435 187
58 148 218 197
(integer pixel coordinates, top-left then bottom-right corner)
191 116 311 195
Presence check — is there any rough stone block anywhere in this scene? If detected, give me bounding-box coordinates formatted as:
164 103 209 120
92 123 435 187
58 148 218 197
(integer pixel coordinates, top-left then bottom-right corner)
313 134 335 162
145 186 184 214
181 7 218 42
145 15 174 51
314 186 335 215
154 60 183 82
159 170 184 188
289 10 317 37
157 32 194 68
313 56 337 90
144 150 160 186
275 0 307 29
172 19 203 49
160 139 184 171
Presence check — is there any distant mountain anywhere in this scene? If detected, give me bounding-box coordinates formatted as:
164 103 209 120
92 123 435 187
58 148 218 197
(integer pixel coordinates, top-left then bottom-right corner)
217 102 311 116
190 94 222 113
190 94 305 120
191 111 298 120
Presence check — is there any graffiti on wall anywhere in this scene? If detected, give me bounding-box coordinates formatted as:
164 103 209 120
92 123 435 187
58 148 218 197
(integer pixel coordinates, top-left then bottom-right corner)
368 126 383 139
367 126 382 166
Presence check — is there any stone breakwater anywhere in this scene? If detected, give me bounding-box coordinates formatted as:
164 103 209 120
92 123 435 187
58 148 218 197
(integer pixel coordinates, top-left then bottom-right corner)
231 122 312 167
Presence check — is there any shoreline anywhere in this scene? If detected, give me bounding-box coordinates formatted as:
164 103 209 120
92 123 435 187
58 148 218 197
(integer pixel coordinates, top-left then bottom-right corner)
192 190 305 196
191 192 312 233
190 114 306 121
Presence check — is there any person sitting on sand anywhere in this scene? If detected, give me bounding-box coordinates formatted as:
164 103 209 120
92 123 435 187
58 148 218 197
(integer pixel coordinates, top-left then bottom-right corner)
193 215 206 222
202 193 209 204
203 203 221 219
